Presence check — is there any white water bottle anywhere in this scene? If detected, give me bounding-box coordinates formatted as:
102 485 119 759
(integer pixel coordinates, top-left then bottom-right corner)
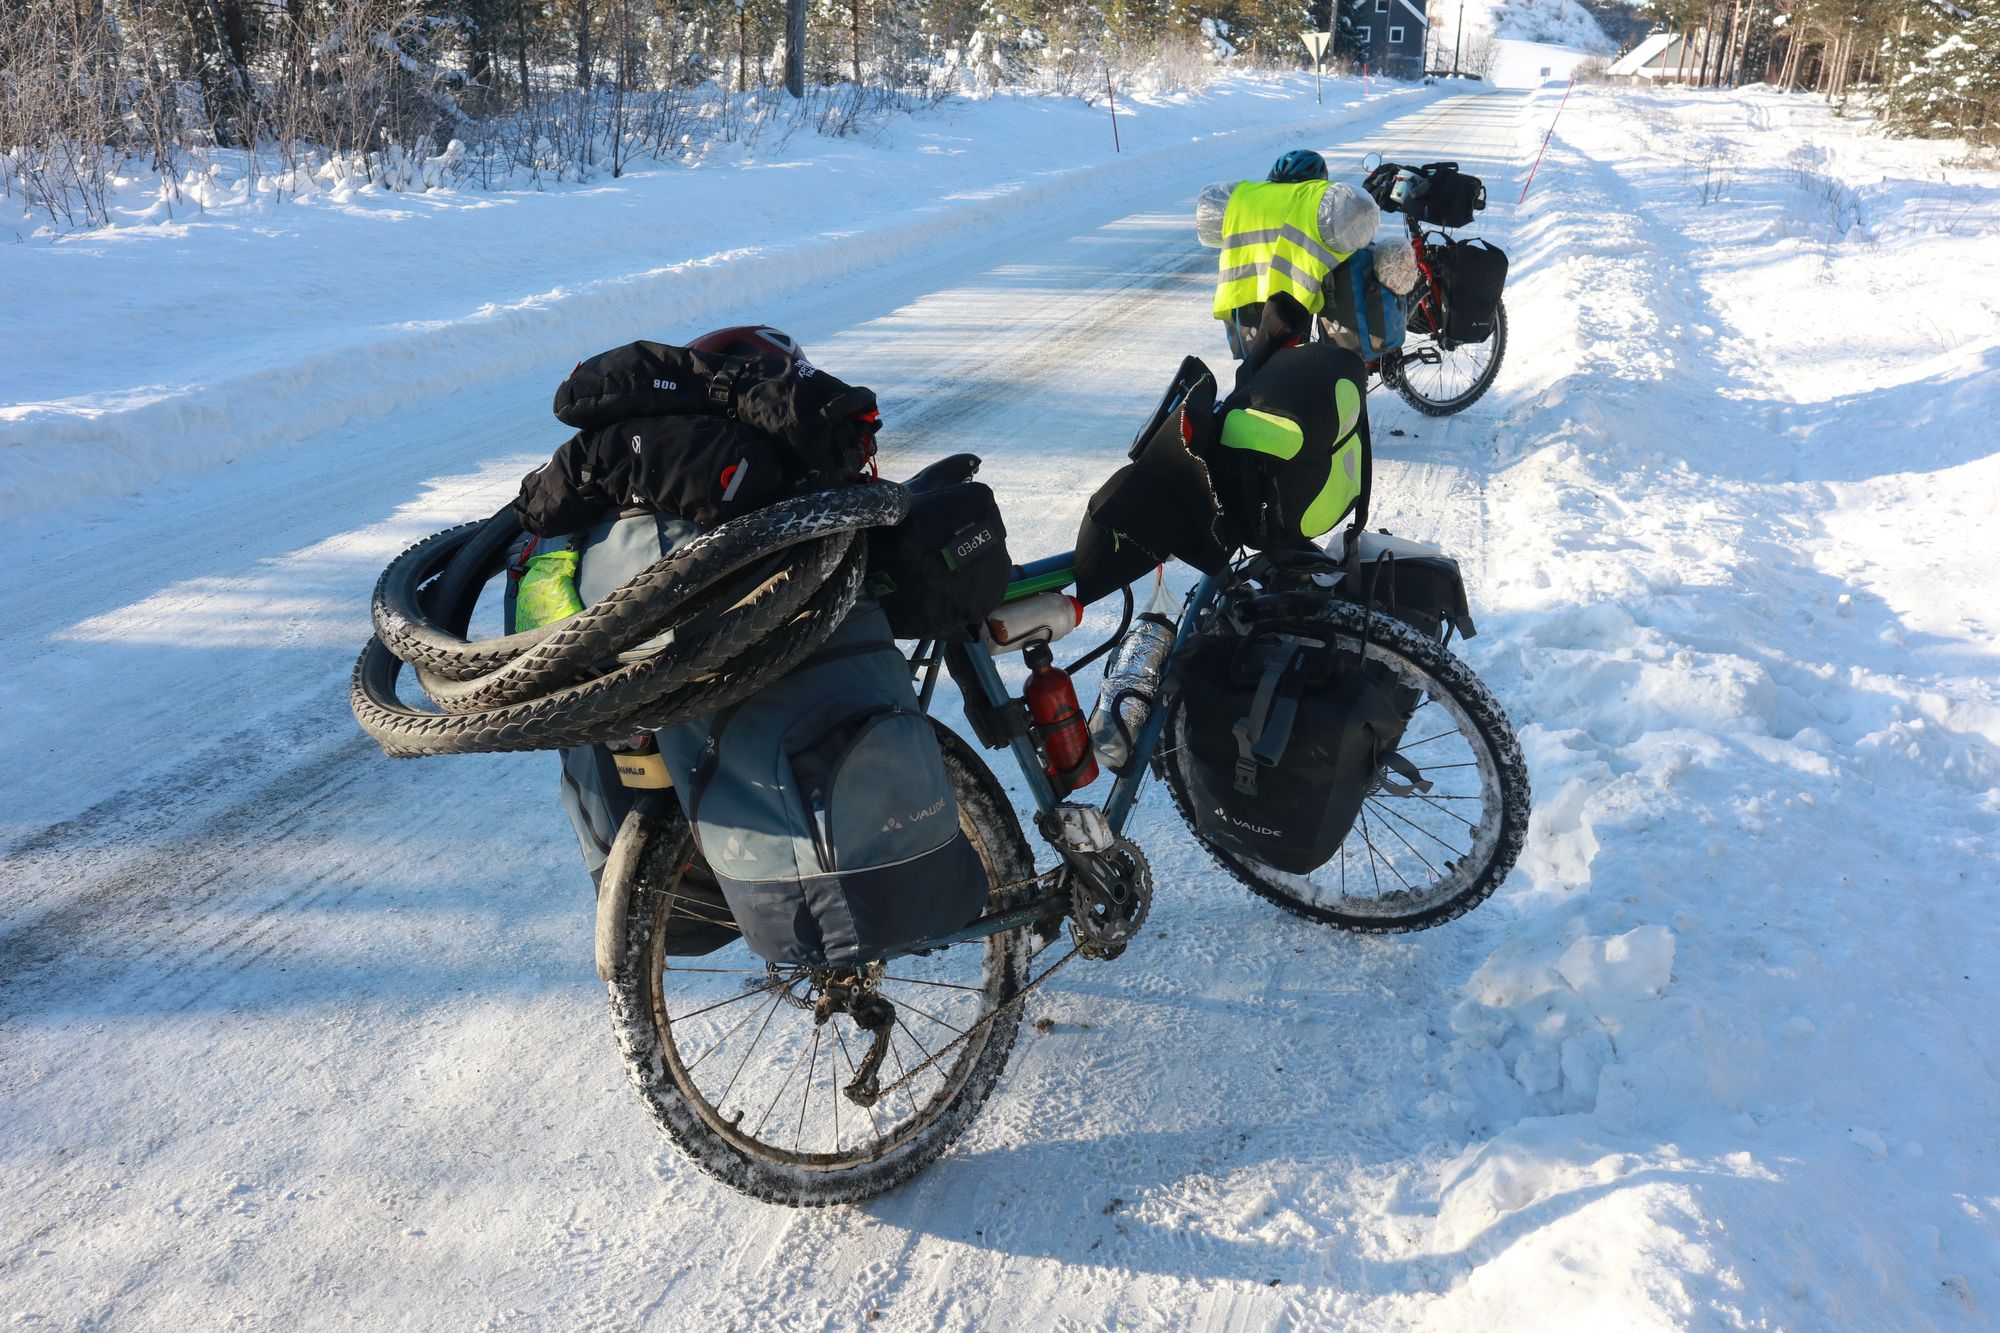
1087 580 1180 774
983 592 1083 655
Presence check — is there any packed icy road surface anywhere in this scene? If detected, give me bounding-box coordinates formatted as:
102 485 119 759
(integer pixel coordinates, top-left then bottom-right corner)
6 82 1998 1329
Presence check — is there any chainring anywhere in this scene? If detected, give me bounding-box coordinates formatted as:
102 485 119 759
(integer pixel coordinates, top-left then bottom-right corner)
1067 835 1152 960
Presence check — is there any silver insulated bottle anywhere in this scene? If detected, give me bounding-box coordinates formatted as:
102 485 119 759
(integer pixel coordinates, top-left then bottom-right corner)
1088 594 1179 775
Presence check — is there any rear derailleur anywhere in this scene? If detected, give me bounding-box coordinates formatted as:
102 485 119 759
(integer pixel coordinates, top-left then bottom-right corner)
1038 804 1153 961
811 965 896 1109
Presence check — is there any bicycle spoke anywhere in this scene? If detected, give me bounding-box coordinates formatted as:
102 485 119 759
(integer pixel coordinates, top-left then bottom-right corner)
795 1025 821 1153
1359 805 1419 894
664 966 788 976
1376 791 1482 801
887 1028 924 1122
1359 805 1386 897
1368 795 1471 858
894 1013 942 1077
878 975 987 994
893 995 971 1039
687 989 779 1075
671 979 782 1025
751 1020 816 1137
1410 791 1481 829
1364 799 1443 879
715 991 786 1112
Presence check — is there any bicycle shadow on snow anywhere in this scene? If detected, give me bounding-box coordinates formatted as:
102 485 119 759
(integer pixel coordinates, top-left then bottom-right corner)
861 1109 1789 1297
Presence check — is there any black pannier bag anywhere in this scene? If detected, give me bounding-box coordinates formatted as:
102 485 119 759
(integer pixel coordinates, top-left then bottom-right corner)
1430 238 1509 344
1176 620 1411 875
868 478 1011 641
1410 162 1487 229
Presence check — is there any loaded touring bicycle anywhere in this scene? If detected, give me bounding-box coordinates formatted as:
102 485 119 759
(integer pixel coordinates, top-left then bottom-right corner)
353 339 1531 1205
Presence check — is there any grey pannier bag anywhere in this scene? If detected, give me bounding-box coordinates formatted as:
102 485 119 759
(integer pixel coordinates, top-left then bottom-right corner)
656 598 986 966
568 511 987 967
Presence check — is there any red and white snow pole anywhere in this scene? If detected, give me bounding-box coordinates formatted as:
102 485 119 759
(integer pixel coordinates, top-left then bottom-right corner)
1518 75 1576 206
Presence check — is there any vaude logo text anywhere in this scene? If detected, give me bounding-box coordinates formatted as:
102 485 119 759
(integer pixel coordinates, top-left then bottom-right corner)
1216 807 1282 838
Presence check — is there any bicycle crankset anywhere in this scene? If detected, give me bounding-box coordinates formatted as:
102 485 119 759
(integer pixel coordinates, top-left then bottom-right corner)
1065 834 1152 961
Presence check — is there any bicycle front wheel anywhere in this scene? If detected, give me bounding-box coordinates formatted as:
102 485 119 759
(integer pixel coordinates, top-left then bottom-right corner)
606 722 1034 1205
1158 602 1530 933
1394 298 1507 417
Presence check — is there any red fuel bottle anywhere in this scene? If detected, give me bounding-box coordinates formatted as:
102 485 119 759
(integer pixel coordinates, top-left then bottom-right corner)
1023 642 1098 795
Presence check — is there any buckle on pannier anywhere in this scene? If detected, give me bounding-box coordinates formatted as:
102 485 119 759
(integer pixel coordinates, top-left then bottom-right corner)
1230 642 1304 795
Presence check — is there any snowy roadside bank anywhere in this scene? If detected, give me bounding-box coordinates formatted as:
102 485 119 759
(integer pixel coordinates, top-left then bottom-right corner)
1397 85 1999 1326
0 75 1429 524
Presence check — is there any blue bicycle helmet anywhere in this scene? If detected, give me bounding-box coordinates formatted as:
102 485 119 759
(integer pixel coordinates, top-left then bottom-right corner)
1267 149 1328 183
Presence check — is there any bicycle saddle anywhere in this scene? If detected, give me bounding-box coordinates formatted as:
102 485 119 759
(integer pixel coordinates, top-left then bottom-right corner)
902 453 982 493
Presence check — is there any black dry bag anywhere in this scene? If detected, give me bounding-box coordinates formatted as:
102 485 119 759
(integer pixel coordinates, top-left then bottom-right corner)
868 480 1011 642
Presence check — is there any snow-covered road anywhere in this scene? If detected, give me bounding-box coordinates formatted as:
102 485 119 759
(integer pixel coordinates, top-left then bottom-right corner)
7 80 1997 1330
3 90 1530 1329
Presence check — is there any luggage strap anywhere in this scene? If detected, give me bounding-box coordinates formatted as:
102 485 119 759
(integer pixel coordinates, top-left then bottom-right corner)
1231 641 1301 795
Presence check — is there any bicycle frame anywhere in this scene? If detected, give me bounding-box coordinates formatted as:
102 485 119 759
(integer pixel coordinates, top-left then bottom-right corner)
891 556 1230 955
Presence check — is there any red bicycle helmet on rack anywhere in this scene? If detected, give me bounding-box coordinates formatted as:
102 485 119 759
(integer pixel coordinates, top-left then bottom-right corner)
685 325 806 362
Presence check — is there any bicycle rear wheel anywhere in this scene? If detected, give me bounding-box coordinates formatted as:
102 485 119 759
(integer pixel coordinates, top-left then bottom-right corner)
606 722 1034 1205
1158 602 1530 933
1394 299 1507 417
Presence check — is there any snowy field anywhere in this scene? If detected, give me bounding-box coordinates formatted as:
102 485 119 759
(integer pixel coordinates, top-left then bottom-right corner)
5 77 1999 1329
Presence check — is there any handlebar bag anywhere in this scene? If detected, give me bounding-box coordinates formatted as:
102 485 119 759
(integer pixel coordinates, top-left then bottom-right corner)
1409 163 1486 228
1430 238 1509 344
656 597 987 968
867 480 1012 642
1325 249 1408 358
1175 619 1409 874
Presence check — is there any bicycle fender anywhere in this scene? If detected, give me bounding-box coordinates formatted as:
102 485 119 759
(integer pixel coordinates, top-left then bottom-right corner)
594 795 666 982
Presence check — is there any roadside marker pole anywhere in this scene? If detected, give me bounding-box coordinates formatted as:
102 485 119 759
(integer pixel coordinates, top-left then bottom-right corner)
1105 66 1121 152
1518 75 1576 205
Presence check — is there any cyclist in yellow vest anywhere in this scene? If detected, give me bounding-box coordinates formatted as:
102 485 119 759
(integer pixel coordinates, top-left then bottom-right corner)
1195 149 1381 363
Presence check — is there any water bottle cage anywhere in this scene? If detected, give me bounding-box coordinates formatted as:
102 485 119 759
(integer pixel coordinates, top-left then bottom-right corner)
960 692 1034 751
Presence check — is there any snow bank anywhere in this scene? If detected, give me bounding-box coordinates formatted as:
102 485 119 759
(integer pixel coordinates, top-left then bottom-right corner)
1402 84 2000 1325
0 75 1428 526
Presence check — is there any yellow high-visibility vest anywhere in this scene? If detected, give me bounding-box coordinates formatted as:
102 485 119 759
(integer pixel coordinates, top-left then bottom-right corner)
1211 180 1349 321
